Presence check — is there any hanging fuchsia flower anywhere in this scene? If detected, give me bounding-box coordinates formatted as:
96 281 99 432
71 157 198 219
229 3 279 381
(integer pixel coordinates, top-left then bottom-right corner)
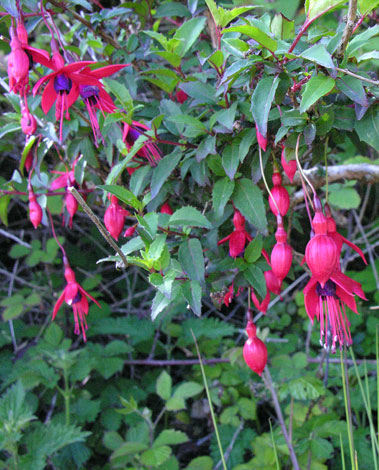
270 216 292 287
160 202 173 215
65 191 78 228
122 121 161 169
28 187 42 229
123 225 136 238
256 127 267 152
269 171 290 217
281 145 296 183
243 321 267 376
223 284 234 307
52 261 101 342
251 270 281 314
324 203 367 266
104 195 129 240
305 203 338 288
78 64 128 146
304 272 366 352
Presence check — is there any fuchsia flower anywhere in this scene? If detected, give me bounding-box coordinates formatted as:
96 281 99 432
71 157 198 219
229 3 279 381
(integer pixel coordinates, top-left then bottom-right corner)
175 89 188 104
218 209 270 262
281 145 297 183
122 121 161 171
20 105 37 136
160 202 173 215
223 284 234 307
243 321 267 376
104 195 129 240
269 171 290 217
270 215 292 287
52 261 101 342
123 225 136 238
251 270 281 314
28 187 42 229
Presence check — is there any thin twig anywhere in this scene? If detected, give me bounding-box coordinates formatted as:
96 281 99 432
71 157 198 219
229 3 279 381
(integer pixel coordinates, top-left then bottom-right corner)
68 186 129 268
337 0 358 57
0 229 32 248
215 420 245 470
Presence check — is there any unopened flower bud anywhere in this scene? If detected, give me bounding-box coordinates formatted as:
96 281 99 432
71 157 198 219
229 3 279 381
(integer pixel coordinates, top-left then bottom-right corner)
243 321 267 376
28 189 42 229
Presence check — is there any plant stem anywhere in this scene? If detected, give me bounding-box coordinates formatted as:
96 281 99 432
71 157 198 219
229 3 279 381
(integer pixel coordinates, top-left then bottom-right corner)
340 348 355 470
63 363 70 426
258 147 281 215
262 367 300 470
337 0 358 57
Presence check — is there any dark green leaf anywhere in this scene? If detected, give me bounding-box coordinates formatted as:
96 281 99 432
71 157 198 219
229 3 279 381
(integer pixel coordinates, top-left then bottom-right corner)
212 178 234 218
251 75 280 139
355 107 379 152
233 179 267 231
299 75 335 113
181 280 202 316
151 152 182 199
178 239 205 282
223 25 277 52
169 207 212 228
243 265 266 298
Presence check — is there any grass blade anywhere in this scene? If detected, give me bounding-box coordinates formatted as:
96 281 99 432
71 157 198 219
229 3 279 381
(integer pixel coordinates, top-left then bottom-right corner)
340 433 346 470
269 418 281 470
340 348 356 470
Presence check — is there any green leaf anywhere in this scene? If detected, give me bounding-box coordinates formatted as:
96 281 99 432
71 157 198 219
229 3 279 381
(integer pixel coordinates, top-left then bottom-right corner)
111 442 148 460
9 244 31 258
185 456 214 470
154 430 188 447
244 236 263 264
212 178 234 218
300 44 335 69
222 144 240 180
299 75 335 113
151 290 171 320
99 185 143 211
243 265 266 299
166 396 186 411
151 152 182 199
233 179 267 231
354 106 379 152
174 17 207 57
181 281 202 317
173 382 204 399
169 207 212 228
0 195 11 226
270 13 295 40
223 25 277 52
141 446 172 467
358 0 379 15
218 6 256 28
288 376 324 400
0 122 21 139
329 187 361 209
156 370 172 400
337 76 368 107
178 239 205 283
180 82 217 104
305 0 346 21
346 25 379 57
251 75 280 139
155 2 190 17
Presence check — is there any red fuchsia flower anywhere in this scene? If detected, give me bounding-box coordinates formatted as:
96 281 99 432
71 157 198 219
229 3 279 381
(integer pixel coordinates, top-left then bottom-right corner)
123 225 136 237
251 270 282 314
122 121 161 171
24 151 33 172
269 171 290 217
52 261 101 342
223 284 234 307
28 187 42 229
33 40 96 141
160 202 173 215
78 64 129 146
256 127 267 152
243 321 267 376
281 145 297 183
305 203 338 288
270 215 292 288
65 191 78 228
175 89 188 104
20 105 37 136
104 195 129 241
304 273 367 352
324 203 367 267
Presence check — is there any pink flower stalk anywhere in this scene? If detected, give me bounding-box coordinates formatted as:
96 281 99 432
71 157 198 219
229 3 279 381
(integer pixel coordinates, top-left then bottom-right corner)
104 195 129 240
305 206 338 288
281 145 296 183
160 202 173 215
304 274 366 352
122 121 161 169
270 216 292 287
52 261 101 342
28 188 42 229
78 64 128 146
324 203 367 266
256 127 267 152
268 171 290 217
243 321 267 376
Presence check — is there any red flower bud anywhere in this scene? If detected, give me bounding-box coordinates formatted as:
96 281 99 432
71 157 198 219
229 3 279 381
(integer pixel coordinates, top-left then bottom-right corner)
269 171 290 217
28 189 42 229
160 202 173 215
281 146 296 183
123 225 136 237
104 195 129 241
8 32 29 92
233 209 245 230
176 89 188 104
270 217 292 286
256 127 267 152
305 210 338 288
243 321 267 376
65 192 78 228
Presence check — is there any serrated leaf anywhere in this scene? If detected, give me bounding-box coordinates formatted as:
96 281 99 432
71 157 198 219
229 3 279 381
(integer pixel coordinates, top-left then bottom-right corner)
151 290 171 320
244 236 263 263
179 81 217 104
355 107 379 152
300 44 335 69
111 442 148 460
329 187 361 209
173 382 204 399
244 265 266 298
305 0 346 21
212 178 234 218
223 25 277 52
99 185 143 211
178 239 205 282
141 445 172 467
166 396 186 411
154 430 189 447
169 207 212 228
156 371 172 400
232 179 267 231
222 144 240 180
337 76 368 107
358 0 379 15
174 17 207 57
251 75 280 139
299 75 335 113
181 280 202 316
